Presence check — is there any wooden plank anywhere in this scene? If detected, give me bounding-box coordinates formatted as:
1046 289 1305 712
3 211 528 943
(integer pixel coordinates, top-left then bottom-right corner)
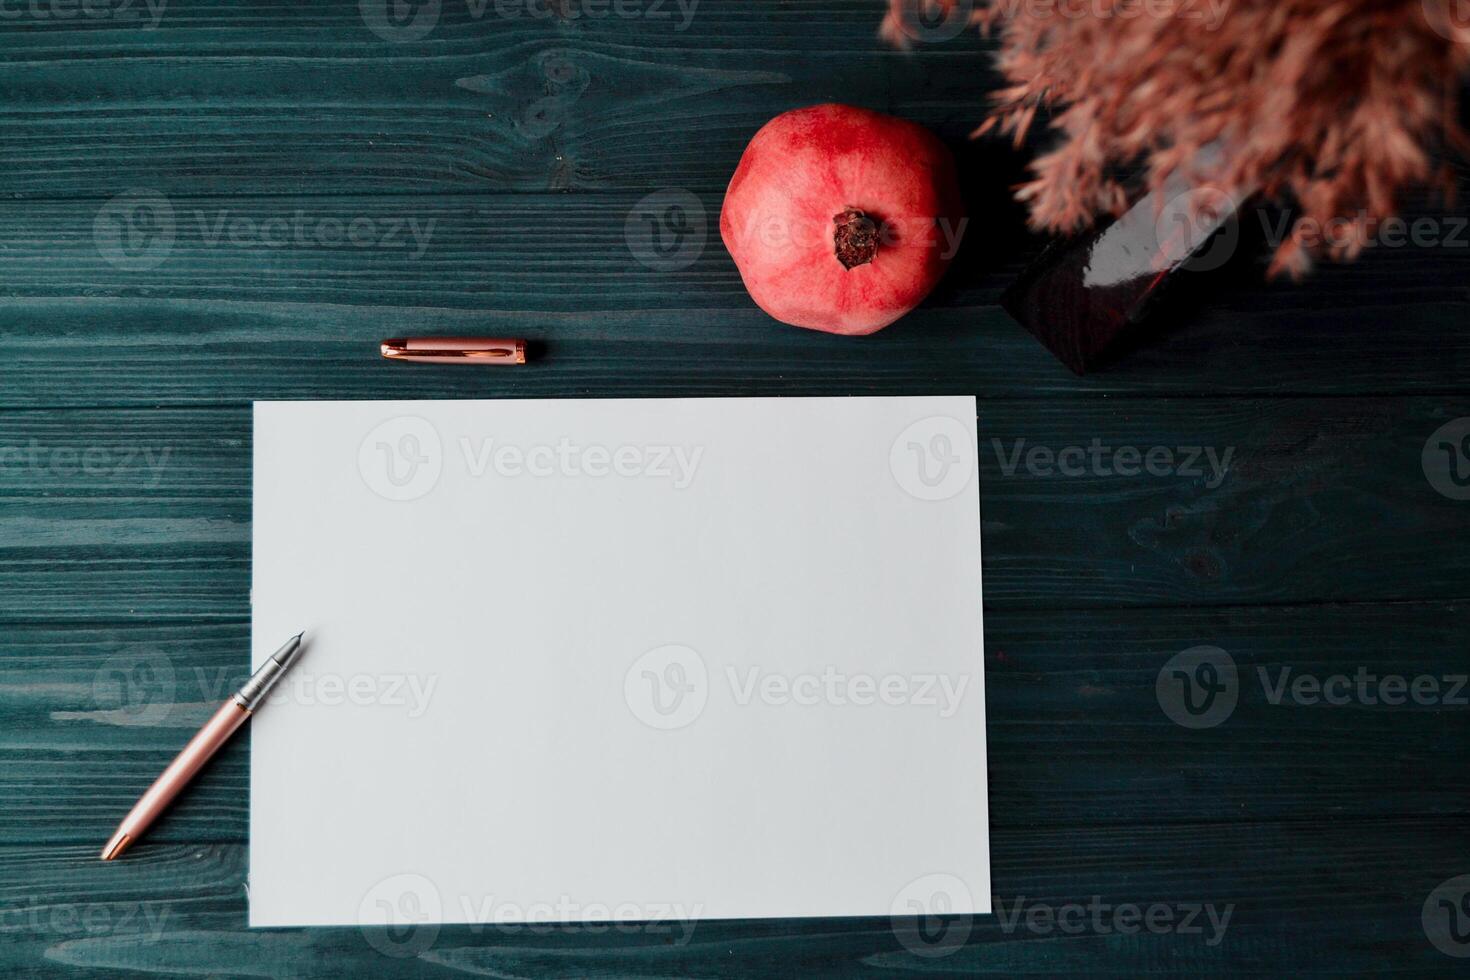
1 196 746 311
1 191 1468 404
4 296 1469 404
20 193 1458 316
2 399 1468 619
3 606 1465 845
0 2 964 62
0 818 1463 974
0 0 913 51
0 2 998 198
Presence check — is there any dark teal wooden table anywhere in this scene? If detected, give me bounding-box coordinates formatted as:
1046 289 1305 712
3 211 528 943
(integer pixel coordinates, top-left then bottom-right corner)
3 2 1469 976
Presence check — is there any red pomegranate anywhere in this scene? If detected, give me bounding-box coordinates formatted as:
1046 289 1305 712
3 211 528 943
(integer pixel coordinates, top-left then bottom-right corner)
720 104 964 335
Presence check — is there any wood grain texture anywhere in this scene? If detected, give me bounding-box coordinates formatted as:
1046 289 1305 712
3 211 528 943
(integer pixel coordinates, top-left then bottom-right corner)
0 1 997 197
2 400 1467 620
3 0 1469 975
0 192 1467 405
2 607 1465 846
2 818 1465 976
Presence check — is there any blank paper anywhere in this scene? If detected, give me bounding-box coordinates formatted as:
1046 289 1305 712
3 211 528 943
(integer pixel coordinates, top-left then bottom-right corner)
249 396 987 927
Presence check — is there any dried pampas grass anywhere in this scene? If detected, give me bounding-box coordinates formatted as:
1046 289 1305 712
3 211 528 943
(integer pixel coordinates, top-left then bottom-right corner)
884 0 1470 276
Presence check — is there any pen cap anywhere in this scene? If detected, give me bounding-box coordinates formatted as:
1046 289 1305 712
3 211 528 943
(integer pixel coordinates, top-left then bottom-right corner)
380 337 527 364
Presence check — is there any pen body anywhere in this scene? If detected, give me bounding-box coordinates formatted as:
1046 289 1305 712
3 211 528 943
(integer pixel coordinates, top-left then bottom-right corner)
101 632 303 861
103 700 249 858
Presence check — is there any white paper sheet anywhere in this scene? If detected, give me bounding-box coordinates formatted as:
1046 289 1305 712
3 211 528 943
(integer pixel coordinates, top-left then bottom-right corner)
249 396 988 928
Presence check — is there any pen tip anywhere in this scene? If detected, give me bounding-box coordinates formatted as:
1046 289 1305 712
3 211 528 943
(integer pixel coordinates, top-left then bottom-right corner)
100 831 131 861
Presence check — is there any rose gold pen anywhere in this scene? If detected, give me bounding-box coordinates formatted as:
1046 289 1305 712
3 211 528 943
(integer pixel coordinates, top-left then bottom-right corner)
380 337 527 364
100 632 306 861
